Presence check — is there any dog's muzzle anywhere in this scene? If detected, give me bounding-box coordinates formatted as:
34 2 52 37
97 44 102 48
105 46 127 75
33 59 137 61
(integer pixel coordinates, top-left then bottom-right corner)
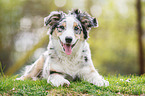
58 37 78 55
65 36 72 44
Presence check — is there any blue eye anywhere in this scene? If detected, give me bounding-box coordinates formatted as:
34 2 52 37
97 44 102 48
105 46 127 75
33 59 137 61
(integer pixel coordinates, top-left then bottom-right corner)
57 25 65 32
74 26 81 34
59 26 64 30
74 26 79 31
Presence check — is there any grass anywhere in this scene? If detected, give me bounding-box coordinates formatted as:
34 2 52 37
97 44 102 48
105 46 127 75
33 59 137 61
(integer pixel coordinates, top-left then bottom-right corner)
0 74 145 96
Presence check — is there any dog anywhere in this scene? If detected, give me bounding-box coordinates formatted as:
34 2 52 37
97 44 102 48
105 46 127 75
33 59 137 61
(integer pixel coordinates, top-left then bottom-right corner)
16 9 109 87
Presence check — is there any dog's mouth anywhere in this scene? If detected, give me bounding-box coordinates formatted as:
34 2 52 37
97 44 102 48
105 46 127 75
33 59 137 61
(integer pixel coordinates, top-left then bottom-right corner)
58 38 78 55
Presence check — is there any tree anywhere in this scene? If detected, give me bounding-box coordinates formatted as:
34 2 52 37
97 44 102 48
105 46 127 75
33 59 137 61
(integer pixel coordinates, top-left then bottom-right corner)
136 0 144 75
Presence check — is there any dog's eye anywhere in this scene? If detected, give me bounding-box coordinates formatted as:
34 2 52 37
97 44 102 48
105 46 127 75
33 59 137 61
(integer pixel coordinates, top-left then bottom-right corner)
74 26 79 31
74 26 81 34
59 26 65 29
57 25 65 32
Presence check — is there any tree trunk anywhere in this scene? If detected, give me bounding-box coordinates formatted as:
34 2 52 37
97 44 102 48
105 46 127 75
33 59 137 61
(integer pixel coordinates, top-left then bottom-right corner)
136 0 144 75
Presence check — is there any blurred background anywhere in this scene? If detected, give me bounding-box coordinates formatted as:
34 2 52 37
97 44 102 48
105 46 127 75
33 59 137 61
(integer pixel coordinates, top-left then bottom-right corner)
0 0 145 76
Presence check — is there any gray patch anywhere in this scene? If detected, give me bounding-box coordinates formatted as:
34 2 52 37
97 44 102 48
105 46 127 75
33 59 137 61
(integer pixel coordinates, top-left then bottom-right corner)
50 48 54 50
82 50 87 52
84 56 88 62
51 56 55 59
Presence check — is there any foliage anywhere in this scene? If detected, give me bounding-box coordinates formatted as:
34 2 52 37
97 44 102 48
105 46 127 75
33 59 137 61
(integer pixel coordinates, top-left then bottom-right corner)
0 75 145 95
0 0 145 75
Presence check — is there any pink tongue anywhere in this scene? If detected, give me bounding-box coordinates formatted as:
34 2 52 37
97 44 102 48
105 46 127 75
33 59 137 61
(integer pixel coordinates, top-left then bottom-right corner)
63 44 72 55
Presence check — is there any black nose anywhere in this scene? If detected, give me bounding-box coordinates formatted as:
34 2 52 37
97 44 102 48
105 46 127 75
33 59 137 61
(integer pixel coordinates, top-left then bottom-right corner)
65 36 73 43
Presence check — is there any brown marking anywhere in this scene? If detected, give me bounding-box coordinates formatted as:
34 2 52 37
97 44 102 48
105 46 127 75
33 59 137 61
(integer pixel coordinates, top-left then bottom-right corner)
79 27 85 40
73 22 78 27
75 34 80 39
91 69 96 73
74 22 82 39
50 69 57 72
75 29 84 40
90 65 96 73
62 22 66 27
53 29 62 37
53 22 66 37
22 55 45 80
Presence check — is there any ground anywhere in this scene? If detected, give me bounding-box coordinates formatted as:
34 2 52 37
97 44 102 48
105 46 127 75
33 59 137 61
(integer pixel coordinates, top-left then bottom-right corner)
0 74 145 96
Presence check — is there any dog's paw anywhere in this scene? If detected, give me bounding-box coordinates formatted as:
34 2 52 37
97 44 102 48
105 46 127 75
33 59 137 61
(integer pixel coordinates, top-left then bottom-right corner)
47 74 70 87
93 79 109 87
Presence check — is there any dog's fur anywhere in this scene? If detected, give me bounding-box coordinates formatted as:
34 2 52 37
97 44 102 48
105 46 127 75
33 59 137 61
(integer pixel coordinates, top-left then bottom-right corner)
16 9 109 87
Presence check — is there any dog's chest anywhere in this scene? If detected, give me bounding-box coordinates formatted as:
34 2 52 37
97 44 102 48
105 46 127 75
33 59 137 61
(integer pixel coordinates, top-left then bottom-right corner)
49 53 84 75
47 40 90 76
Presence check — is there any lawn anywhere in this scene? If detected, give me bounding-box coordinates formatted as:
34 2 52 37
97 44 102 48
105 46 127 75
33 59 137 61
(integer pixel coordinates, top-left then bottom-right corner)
0 74 145 96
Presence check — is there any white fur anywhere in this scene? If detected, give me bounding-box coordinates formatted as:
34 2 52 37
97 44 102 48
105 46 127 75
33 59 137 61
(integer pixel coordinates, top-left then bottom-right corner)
16 14 109 87
59 15 79 45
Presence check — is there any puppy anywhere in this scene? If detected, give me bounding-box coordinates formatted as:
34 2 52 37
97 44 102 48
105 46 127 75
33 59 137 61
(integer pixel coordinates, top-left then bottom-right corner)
16 9 109 87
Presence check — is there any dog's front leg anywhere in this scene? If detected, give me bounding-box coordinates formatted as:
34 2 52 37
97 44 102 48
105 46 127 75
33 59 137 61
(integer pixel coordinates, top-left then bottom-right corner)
42 56 70 87
42 56 51 79
16 55 45 80
79 65 109 87
47 74 70 87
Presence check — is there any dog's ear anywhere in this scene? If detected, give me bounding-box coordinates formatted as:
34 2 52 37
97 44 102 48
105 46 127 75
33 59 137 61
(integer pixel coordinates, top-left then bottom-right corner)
44 11 65 34
73 9 98 29
44 11 64 26
72 9 98 39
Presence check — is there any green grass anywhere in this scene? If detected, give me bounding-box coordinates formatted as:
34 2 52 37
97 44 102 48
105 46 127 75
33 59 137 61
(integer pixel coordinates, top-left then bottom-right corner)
0 75 145 96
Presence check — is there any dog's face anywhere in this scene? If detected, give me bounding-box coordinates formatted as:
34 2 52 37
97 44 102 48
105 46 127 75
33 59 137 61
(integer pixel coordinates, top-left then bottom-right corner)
44 9 98 55
54 15 83 55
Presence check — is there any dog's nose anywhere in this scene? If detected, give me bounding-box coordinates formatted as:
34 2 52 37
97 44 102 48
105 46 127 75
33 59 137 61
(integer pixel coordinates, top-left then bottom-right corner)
65 36 73 43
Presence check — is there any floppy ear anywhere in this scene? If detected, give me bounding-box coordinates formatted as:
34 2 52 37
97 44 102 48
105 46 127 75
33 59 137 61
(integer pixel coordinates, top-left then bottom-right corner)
73 9 98 29
72 9 98 39
44 11 64 34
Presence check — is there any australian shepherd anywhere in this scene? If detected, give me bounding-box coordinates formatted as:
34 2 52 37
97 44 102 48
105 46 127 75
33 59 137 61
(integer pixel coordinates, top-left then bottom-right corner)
16 9 109 87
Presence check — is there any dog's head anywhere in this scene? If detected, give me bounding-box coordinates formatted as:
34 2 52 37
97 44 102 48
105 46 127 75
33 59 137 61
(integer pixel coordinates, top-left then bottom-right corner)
44 9 98 55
